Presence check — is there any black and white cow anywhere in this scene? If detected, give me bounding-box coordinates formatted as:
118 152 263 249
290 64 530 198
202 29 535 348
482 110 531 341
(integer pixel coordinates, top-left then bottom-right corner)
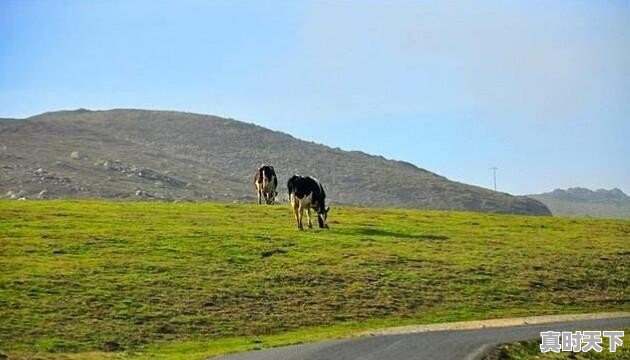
254 165 278 205
287 175 329 230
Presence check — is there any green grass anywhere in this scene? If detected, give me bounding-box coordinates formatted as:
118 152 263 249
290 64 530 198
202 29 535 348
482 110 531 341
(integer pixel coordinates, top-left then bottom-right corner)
485 329 630 359
0 200 628 360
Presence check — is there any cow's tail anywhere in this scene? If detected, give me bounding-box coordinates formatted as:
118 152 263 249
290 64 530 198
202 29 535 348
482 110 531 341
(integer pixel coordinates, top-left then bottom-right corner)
273 175 278 195
262 168 269 190
287 175 297 196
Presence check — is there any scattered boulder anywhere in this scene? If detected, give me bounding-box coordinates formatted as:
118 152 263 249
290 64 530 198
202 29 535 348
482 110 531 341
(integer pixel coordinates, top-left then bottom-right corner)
32 168 72 185
70 151 85 160
137 168 186 187
7 190 25 200
135 189 156 199
38 190 48 199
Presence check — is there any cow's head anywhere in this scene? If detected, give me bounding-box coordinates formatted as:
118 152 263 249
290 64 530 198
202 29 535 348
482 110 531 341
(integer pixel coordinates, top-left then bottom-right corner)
317 207 330 229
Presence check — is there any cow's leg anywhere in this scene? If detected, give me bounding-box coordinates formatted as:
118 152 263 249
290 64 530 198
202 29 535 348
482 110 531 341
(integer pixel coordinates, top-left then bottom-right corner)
257 189 262 205
292 196 303 230
298 206 305 230
306 209 313 229
297 202 305 230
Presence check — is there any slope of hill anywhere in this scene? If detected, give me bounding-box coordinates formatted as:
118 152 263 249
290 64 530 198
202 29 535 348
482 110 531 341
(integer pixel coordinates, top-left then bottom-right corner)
529 187 630 219
0 109 550 215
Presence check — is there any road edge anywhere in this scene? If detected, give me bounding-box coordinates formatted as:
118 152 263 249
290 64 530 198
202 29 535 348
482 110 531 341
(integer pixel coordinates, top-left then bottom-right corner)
360 312 630 337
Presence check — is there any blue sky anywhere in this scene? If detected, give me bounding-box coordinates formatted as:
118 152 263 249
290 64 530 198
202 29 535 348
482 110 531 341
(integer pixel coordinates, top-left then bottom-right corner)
1 0 629 195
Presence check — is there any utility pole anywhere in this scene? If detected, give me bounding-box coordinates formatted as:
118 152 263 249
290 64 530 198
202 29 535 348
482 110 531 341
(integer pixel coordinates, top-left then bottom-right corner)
491 167 498 191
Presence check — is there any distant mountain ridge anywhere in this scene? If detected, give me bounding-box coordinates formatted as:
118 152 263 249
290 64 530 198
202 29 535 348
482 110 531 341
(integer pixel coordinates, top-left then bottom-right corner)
529 187 630 219
0 109 550 215
546 187 628 202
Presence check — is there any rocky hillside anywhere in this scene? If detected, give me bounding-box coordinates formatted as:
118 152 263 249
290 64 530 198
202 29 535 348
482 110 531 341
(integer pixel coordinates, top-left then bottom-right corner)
529 187 630 219
0 109 550 215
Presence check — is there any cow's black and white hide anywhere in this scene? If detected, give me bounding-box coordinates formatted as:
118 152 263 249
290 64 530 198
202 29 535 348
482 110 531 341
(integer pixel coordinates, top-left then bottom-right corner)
254 165 278 205
287 175 329 230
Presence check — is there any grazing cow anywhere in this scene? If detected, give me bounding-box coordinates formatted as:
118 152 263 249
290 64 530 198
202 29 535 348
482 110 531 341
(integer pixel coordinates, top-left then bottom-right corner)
254 165 278 204
287 175 329 230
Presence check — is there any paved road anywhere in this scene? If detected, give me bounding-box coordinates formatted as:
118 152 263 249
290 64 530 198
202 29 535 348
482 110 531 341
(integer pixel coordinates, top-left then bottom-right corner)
212 316 630 360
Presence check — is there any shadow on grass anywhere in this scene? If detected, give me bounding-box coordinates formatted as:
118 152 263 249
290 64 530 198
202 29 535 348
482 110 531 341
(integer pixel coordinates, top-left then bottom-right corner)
339 227 449 240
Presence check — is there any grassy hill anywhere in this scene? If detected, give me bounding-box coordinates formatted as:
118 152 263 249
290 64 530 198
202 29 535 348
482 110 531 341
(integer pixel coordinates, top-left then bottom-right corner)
0 109 550 215
530 188 630 219
1 200 627 360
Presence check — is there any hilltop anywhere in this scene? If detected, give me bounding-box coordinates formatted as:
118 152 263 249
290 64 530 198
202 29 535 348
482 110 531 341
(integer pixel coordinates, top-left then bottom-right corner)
529 187 630 219
0 109 550 215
